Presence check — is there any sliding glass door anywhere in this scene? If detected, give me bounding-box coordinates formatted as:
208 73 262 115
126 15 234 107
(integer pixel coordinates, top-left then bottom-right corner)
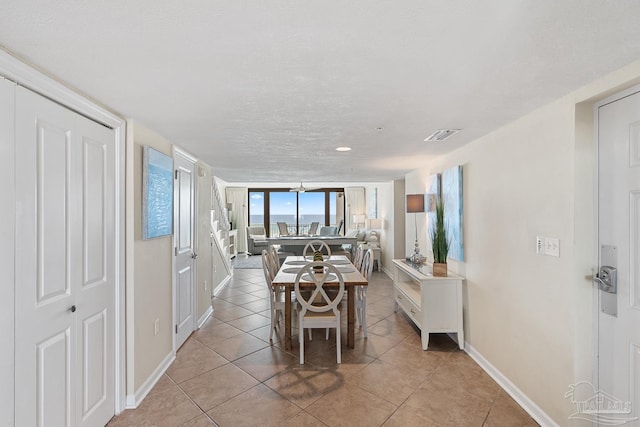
248 188 344 237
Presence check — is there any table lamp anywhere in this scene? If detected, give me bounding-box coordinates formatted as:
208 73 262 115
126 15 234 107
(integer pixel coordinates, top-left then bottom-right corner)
406 194 426 264
353 214 365 229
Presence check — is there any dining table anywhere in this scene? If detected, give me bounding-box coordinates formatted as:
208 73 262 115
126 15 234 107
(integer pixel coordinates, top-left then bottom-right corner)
271 255 368 351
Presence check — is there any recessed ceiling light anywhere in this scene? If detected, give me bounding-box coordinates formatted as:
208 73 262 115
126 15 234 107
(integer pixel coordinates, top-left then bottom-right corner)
336 146 352 152
424 129 461 142
376 127 384 132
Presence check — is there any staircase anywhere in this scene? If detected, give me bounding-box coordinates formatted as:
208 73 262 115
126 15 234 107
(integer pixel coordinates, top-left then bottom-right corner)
211 179 233 276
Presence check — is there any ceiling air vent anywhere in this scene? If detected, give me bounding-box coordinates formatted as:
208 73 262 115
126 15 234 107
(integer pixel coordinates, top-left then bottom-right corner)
424 129 460 142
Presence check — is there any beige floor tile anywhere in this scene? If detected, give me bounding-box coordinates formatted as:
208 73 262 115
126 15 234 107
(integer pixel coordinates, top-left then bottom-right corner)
248 323 286 344
350 332 401 359
355 359 430 406
207 384 301 427
208 333 269 361
265 366 345 409
306 383 397 427
147 373 179 396
180 414 217 426
108 383 203 427
180 363 259 412
378 340 449 372
403 384 492 426
193 322 245 348
426 353 501 402
240 298 271 313
234 346 298 382
211 306 254 322
167 340 229 384
381 405 441 427
483 390 540 426
222 293 264 305
227 312 272 332
280 411 328 426
366 315 420 340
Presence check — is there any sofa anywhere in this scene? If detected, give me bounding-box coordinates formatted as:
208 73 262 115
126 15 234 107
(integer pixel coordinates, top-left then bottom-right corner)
246 226 268 255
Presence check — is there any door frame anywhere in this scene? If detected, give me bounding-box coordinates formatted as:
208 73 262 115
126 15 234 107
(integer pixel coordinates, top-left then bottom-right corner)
172 146 198 352
0 50 127 415
592 82 640 392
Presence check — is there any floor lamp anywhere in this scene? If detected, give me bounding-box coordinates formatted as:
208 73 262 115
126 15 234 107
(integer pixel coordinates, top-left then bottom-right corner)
406 194 426 264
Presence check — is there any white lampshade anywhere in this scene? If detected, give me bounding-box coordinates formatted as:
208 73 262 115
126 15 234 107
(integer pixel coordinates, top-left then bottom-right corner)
353 214 365 224
365 218 383 229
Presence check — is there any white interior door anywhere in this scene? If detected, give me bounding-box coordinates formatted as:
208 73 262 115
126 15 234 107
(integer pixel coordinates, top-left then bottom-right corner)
14 86 115 427
174 149 196 349
597 87 640 425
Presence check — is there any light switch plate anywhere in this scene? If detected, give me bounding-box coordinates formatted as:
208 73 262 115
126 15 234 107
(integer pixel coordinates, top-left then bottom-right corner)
545 237 560 257
536 236 544 254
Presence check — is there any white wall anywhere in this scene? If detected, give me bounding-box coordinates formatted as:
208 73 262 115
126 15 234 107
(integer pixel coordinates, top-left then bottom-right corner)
127 121 174 394
405 59 640 424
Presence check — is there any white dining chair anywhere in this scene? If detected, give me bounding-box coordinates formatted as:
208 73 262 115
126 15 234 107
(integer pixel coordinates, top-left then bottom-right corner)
356 249 374 338
352 244 364 271
262 249 286 342
295 262 345 364
303 240 332 260
267 245 280 274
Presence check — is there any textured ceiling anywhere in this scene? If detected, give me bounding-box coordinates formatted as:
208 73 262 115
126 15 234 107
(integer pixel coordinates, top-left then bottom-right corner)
2 1 640 183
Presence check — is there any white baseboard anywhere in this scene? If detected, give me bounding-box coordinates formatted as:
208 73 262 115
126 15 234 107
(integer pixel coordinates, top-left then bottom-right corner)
125 350 175 409
197 306 213 328
213 274 232 297
465 343 558 427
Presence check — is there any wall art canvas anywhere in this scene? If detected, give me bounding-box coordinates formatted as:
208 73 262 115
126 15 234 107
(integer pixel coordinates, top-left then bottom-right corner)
143 146 173 239
441 165 464 261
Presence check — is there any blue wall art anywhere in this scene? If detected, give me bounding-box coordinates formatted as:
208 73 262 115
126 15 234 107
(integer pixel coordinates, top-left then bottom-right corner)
441 165 464 261
143 146 173 239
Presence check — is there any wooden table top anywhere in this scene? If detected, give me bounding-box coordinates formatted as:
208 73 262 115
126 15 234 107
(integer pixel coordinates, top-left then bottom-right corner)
272 255 368 286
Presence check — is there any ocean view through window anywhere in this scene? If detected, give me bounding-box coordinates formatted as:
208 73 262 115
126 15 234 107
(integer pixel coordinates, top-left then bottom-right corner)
248 188 344 236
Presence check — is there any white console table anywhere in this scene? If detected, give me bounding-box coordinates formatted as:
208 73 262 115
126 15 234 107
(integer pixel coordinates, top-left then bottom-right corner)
392 259 464 350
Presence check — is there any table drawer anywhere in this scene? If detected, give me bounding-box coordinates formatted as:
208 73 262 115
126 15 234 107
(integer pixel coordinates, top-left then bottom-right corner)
394 286 422 329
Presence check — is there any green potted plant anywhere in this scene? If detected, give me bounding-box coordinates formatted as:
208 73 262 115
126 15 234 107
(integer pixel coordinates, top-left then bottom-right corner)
430 199 449 277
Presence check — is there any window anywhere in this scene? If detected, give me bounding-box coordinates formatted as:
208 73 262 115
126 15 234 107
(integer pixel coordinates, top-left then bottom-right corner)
248 188 344 237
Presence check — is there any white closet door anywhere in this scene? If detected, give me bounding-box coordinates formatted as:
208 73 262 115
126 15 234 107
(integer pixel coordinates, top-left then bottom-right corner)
15 86 115 427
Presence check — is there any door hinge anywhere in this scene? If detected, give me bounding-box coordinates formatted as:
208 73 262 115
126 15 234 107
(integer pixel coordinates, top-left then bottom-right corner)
175 169 178 179
175 325 178 334
175 247 178 256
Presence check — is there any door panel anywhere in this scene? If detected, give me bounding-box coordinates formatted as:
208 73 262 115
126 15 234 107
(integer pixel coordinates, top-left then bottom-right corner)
15 87 77 427
38 330 71 427
37 118 72 303
76 118 114 427
174 151 196 349
598 89 640 425
15 86 115 427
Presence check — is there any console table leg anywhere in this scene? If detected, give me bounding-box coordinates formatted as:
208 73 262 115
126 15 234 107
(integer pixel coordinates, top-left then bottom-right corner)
421 332 430 351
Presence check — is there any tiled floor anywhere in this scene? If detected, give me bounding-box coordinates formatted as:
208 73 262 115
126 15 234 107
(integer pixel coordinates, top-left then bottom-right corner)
108 260 538 427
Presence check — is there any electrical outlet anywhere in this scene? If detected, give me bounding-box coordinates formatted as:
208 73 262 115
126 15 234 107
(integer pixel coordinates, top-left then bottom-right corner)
154 319 159 336
204 280 207 291
536 236 544 254
545 237 560 257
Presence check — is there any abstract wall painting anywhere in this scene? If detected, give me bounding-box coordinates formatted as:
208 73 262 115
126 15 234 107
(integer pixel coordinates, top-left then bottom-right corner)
143 146 173 239
441 165 464 261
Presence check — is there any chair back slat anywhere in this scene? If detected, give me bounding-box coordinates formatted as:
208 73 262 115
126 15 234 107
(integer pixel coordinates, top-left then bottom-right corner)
360 249 374 280
294 262 344 316
303 240 332 259
352 245 364 271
